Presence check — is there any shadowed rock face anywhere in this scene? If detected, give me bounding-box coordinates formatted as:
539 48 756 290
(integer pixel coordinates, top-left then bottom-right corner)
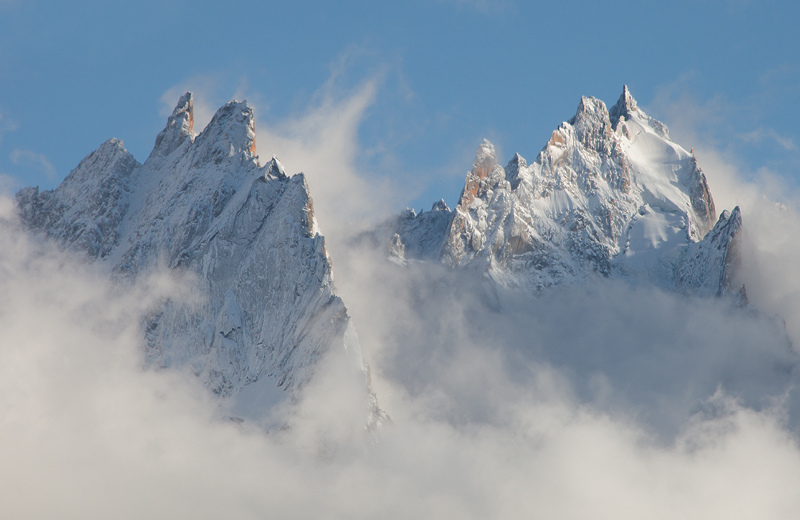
386 86 737 296
674 207 743 297
687 154 717 236
16 93 381 425
151 92 194 159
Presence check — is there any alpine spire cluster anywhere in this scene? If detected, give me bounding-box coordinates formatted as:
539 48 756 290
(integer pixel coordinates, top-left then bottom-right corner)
386 86 742 296
16 92 382 426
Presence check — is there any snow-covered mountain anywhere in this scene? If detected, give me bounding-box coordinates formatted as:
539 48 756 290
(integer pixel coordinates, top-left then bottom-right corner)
16 93 380 425
386 87 744 297
12 86 750 430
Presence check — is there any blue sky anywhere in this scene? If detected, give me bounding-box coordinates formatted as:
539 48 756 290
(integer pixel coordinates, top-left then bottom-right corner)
1 0 799 216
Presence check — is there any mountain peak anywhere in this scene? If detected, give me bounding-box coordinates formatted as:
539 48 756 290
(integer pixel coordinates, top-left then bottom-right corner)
474 138 497 168
265 156 287 179
569 96 612 151
194 100 257 163
455 139 500 209
505 152 527 189
431 199 450 212
507 152 526 168
571 96 609 122
15 97 381 423
609 85 638 128
150 92 195 159
390 88 743 297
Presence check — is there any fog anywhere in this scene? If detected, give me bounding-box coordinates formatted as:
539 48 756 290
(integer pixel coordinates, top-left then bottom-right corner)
4 85 800 518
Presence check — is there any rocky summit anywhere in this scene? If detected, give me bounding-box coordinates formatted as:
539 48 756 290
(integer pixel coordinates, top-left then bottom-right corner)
385 86 743 298
16 93 382 427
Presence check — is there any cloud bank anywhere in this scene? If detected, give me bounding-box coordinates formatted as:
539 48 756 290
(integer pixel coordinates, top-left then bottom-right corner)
3 199 800 518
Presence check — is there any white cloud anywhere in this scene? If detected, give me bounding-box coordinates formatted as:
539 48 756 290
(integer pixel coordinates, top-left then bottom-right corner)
10 148 56 179
739 127 797 151
252 73 411 253
3 203 800 518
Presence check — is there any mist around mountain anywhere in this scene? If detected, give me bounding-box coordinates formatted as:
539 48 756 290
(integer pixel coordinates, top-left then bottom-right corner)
3 87 800 519
14 92 382 430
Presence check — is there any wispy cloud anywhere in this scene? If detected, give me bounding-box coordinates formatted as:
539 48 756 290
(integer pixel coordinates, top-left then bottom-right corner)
10 149 56 179
739 127 797 151
0 112 18 142
247 49 414 245
648 73 800 185
0 173 18 195
256 75 393 237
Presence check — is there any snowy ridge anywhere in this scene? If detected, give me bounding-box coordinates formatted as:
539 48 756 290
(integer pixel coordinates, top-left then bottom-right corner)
16 138 140 259
388 86 741 294
16 93 380 423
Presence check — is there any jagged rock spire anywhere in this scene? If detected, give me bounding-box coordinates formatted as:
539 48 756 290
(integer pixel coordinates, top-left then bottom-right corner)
717 206 743 296
473 138 497 172
618 85 637 112
609 85 638 128
505 152 527 189
569 96 613 151
150 92 195 159
674 206 743 297
431 199 450 212
457 139 499 209
265 156 287 179
194 100 257 163
687 155 717 236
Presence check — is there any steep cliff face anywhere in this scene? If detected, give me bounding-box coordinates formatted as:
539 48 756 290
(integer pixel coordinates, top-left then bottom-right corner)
389 87 740 295
674 206 744 298
16 93 380 423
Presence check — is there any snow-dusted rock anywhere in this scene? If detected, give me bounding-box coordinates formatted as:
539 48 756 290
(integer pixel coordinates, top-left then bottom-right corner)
388 86 741 295
674 206 744 297
16 138 139 259
389 200 453 262
16 93 381 424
